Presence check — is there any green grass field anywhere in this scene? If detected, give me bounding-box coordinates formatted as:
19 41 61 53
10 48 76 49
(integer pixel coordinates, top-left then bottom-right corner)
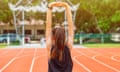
0 44 7 48
83 43 120 48
0 43 120 48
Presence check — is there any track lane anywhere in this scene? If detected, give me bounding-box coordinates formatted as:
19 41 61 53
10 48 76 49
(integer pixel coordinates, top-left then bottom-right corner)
32 48 48 72
0 48 35 72
75 49 117 72
72 49 92 72
0 48 120 72
0 49 21 70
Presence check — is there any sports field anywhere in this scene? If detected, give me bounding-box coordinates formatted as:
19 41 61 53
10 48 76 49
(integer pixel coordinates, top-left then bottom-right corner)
0 44 7 48
0 46 120 72
84 43 120 48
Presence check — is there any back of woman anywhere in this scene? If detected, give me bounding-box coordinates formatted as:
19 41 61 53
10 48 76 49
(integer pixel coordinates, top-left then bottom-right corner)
48 28 73 72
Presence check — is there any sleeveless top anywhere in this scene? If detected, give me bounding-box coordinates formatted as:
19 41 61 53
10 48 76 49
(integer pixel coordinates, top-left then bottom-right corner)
48 46 73 72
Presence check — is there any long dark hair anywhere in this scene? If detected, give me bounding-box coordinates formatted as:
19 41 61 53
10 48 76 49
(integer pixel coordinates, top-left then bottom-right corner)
51 28 65 61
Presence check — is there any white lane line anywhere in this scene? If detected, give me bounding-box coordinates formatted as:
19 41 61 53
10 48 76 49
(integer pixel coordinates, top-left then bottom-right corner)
73 55 92 72
29 49 47 72
87 48 120 68
92 55 120 72
0 48 46 72
29 58 36 72
29 48 37 72
1 53 46 71
0 48 24 72
101 49 120 63
111 56 120 62
92 49 120 63
0 58 16 71
75 50 120 72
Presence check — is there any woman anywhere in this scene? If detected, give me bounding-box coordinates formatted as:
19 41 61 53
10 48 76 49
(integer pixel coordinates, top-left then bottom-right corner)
48 27 73 72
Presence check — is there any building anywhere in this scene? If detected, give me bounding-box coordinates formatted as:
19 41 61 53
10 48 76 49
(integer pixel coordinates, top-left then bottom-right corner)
0 19 45 40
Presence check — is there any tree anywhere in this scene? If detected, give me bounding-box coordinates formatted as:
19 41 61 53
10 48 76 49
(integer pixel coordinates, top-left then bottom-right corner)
0 0 120 33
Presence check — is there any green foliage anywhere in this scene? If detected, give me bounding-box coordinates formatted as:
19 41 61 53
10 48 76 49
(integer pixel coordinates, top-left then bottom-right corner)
0 0 12 22
0 0 120 33
0 10 6 21
111 10 120 22
98 18 111 33
76 0 120 33
49 0 55 2
11 40 20 45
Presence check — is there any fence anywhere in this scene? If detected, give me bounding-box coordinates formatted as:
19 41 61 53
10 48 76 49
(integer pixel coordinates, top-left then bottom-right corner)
74 33 120 44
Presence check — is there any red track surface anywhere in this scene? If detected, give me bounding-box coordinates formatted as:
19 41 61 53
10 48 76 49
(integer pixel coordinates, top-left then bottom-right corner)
0 48 120 72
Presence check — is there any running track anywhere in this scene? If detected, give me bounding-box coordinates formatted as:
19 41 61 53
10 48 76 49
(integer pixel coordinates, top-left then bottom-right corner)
0 48 120 72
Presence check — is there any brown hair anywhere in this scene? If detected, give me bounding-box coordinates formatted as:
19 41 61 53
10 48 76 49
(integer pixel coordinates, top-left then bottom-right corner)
51 28 65 61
